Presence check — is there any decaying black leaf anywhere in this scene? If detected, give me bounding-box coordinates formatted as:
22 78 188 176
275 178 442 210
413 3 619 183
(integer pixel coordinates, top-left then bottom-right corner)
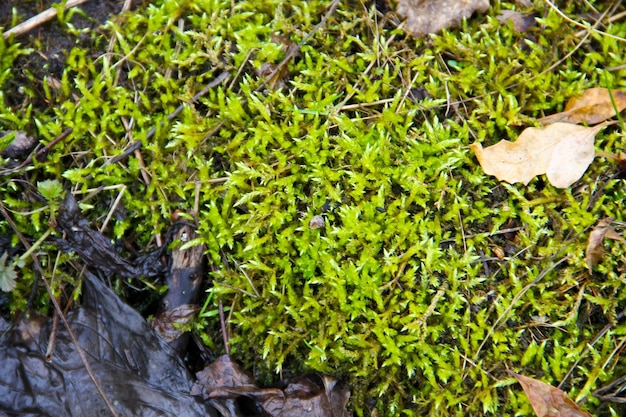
1 195 350 417
55 193 166 278
0 271 217 417
0 272 350 417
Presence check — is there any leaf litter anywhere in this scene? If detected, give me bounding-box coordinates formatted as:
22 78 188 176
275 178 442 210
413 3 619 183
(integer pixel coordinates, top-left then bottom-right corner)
0 270 211 417
0 252 17 292
469 122 606 188
538 88 626 125
191 356 349 417
471 87 626 188
55 193 167 279
496 10 537 33
508 371 593 417
0 195 350 417
395 0 490 38
585 217 625 271
471 87 626 277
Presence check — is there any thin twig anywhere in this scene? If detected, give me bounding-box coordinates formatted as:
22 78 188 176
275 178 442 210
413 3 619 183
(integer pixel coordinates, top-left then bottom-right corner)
232 258 260 298
106 0 135 87
99 185 126 233
192 180 201 223
110 0 133 50
560 306 626 390
440 227 524 244
110 34 148 71
574 4 625 38
1 128 74 176
45 298 60 362
544 0 626 42
255 0 340 93
229 48 256 90
102 71 230 168
593 371 626 401
339 98 396 111
121 112 151 185
2 0 91 39
219 300 229 355
472 255 572 362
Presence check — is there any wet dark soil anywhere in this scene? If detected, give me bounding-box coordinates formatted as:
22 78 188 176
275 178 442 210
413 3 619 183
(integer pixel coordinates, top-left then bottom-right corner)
1 0 144 110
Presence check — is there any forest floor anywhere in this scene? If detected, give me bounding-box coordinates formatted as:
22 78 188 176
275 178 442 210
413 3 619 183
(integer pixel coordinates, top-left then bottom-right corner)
1 1 626 416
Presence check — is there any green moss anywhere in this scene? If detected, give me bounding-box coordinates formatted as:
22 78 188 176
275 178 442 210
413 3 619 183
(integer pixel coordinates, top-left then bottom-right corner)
2 0 626 415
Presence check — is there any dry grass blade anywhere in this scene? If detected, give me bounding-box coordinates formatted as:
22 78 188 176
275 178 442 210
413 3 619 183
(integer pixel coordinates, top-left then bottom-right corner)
2 0 90 39
473 256 571 362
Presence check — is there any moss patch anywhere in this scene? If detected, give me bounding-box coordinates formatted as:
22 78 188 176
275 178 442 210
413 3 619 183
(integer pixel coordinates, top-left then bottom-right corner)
1 0 626 416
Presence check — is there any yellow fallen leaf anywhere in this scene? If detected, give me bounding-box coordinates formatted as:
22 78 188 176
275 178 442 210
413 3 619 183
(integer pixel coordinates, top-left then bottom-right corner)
539 88 626 125
508 371 593 417
470 123 605 188
585 217 625 271
545 124 602 188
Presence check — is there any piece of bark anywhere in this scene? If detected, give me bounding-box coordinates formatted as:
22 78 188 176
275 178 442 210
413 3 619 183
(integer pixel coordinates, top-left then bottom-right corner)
152 222 205 354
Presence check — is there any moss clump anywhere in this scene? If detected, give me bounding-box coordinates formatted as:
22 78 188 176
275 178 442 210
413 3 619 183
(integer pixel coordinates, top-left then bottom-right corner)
1 0 626 415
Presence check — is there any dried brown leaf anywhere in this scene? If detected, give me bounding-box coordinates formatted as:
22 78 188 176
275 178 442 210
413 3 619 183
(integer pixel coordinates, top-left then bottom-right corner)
508 371 593 417
470 123 605 188
585 217 625 270
192 356 350 417
539 88 626 125
258 62 290 90
257 35 297 90
497 10 536 32
396 0 490 38
1 130 37 159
